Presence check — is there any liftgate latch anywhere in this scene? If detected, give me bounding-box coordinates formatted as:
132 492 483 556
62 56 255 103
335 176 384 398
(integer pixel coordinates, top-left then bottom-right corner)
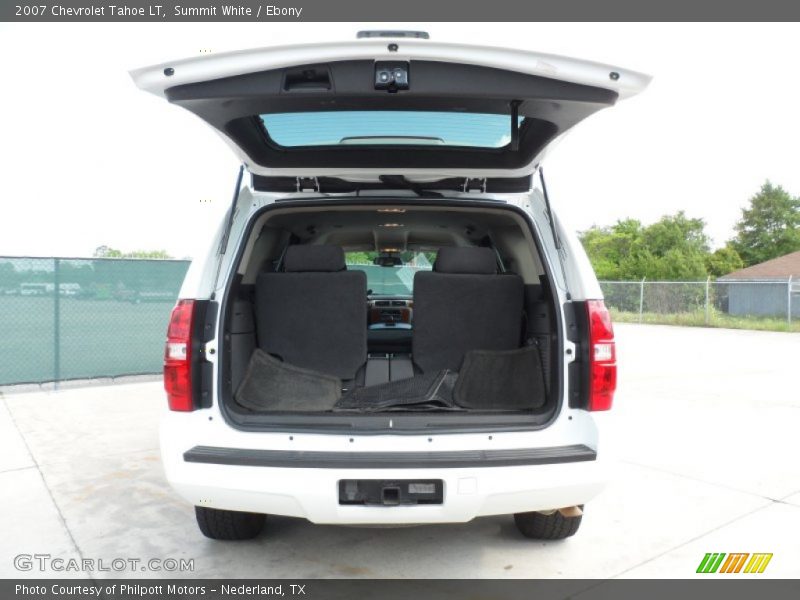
295 176 320 193
463 178 487 193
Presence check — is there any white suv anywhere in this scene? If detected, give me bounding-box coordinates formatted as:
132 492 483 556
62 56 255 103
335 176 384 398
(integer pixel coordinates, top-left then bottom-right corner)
133 33 648 541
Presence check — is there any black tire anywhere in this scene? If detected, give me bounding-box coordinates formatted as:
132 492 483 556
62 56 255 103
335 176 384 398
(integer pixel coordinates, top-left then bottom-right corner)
195 506 265 540
513 507 583 540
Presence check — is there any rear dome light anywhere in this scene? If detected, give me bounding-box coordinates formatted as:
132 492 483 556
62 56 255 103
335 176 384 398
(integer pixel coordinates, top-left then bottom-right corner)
587 300 616 411
164 299 196 411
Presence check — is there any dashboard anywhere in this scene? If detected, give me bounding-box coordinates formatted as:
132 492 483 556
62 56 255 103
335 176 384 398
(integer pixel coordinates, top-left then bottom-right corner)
368 296 413 327
367 296 413 353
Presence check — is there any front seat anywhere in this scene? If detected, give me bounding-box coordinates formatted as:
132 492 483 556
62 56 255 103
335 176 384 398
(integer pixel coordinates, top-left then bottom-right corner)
255 245 367 381
412 246 524 373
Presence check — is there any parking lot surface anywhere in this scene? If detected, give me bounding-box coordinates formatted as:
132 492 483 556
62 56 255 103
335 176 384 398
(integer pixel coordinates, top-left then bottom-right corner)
1 324 798 579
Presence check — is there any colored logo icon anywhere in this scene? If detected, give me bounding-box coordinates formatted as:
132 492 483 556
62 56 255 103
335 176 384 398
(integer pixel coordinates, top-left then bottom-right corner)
696 553 773 574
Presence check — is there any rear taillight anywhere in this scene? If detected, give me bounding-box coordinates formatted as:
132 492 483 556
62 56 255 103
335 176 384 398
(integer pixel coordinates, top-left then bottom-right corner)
164 299 196 411
586 300 616 411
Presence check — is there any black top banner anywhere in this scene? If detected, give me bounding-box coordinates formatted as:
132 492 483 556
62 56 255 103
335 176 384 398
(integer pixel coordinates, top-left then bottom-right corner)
4 0 800 22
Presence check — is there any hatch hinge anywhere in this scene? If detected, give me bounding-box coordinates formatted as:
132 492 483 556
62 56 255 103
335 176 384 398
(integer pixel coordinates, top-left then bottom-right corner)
463 178 487 193
296 176 320 193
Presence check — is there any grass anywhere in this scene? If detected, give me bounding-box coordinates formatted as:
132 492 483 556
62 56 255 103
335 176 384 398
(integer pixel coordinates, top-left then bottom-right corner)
610 307 800 333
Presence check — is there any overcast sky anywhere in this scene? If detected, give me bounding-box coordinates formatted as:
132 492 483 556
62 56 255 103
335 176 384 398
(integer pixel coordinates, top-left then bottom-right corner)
1 22 799 259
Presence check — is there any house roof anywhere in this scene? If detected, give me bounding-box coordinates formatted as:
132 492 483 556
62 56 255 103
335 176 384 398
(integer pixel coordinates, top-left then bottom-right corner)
720 250 800 280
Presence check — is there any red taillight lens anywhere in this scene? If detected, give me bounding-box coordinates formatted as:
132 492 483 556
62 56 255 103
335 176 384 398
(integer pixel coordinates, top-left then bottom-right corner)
587 300 616 411
164 299 196 412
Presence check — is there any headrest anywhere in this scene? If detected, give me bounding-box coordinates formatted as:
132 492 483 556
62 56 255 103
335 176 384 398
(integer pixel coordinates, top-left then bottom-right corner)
433 246 497 275
284 245 346 272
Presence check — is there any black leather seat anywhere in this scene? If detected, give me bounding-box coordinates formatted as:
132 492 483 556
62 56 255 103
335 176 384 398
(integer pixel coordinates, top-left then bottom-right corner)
412 246 524 373
255 245 367 380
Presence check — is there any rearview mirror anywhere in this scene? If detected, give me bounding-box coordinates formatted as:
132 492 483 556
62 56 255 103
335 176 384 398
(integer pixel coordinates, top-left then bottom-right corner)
373 254 403 267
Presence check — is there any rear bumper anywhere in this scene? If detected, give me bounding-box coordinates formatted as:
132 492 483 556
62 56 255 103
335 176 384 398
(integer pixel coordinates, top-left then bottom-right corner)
183 444 597 469
167 459 606 525
162 418 606 524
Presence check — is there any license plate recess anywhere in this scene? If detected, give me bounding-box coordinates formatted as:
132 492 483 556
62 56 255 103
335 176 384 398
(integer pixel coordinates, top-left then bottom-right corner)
338 479 443 506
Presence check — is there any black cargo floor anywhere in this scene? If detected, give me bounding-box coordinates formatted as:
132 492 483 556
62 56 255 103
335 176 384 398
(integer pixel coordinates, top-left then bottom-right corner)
335 370 461 412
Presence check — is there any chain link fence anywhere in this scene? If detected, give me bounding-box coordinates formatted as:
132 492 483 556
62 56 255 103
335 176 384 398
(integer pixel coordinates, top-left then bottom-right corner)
0 256 190 386
600 278 799 326
2 256 797 386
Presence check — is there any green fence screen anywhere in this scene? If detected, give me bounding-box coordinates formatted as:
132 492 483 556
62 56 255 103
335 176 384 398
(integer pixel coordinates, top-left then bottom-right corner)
0 257 191 385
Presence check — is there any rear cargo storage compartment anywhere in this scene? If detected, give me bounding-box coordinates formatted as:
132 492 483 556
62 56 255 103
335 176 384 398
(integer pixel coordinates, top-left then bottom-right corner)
219 199 562 432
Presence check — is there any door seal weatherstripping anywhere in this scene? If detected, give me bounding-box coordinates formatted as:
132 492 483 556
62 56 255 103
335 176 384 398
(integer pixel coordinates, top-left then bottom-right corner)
218 164 245 255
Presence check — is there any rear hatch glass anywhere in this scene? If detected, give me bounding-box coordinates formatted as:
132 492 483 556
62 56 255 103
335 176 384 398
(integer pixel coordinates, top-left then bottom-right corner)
261 111 522 149
346 251 434 295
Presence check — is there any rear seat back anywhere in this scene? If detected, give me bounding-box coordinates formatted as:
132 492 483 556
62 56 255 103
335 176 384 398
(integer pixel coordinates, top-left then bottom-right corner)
255 245 367 380
412 246 524 373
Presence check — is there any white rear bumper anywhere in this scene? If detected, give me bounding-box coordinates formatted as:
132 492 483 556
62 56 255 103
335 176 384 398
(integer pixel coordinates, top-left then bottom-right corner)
160 411 606 525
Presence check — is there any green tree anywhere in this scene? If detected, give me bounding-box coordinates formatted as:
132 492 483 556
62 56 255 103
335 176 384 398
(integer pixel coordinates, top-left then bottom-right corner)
344 251 373 265
731 181 800 266
94 245 122 258
705 245 744 277
639 211 709 256
579 218 643 280
580 212 711 280
94 246 172 259
124 249 172 259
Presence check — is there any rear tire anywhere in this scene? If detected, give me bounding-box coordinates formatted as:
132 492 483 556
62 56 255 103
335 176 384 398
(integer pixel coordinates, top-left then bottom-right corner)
195 506 265 540
513 507 583 540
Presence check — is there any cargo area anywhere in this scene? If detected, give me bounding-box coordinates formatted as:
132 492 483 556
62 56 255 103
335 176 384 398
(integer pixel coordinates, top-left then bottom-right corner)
218 200 562 430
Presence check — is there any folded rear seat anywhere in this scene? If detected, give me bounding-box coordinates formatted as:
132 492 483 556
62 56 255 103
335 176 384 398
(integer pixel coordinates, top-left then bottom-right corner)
240 244 541 413
254 244 367 381
411 246 525 373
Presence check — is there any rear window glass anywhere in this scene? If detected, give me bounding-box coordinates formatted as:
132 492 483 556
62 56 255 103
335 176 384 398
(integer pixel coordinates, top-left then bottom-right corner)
260 111 519 148
346 251 434 296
